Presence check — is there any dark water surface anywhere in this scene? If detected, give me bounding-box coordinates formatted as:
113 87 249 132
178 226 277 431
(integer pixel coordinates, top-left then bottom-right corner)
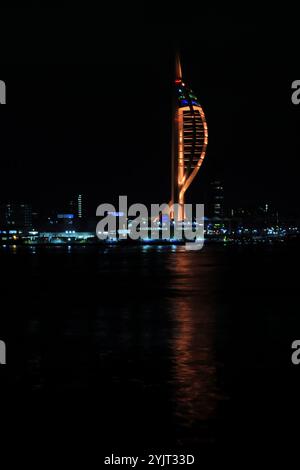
0 244 299 458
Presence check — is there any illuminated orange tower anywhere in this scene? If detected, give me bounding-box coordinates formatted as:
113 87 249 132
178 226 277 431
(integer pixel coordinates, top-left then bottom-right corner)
171 54 208 220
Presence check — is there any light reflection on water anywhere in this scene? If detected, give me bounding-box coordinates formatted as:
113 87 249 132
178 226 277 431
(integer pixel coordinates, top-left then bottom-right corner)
167 251 218 425
1 244 224 447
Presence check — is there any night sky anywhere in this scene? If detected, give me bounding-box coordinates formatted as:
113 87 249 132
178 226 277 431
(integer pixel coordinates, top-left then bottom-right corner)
0 5 299 216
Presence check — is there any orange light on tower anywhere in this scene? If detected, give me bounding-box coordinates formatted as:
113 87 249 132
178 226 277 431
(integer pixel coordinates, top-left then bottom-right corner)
171 54 208 220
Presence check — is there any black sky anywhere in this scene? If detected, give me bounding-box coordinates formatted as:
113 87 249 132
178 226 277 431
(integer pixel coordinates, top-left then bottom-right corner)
0 5 299 216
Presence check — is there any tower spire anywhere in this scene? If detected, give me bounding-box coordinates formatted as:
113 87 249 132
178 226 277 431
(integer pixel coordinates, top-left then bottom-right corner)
175 52 182 81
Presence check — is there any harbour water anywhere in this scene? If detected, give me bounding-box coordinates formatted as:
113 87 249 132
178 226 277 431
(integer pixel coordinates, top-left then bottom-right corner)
0 243 299 457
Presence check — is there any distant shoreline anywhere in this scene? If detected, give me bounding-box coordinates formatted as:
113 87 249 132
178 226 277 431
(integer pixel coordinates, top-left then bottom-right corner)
1 236 299 249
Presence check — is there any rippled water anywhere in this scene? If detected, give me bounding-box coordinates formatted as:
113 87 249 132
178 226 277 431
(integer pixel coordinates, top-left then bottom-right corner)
0 243 299 454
